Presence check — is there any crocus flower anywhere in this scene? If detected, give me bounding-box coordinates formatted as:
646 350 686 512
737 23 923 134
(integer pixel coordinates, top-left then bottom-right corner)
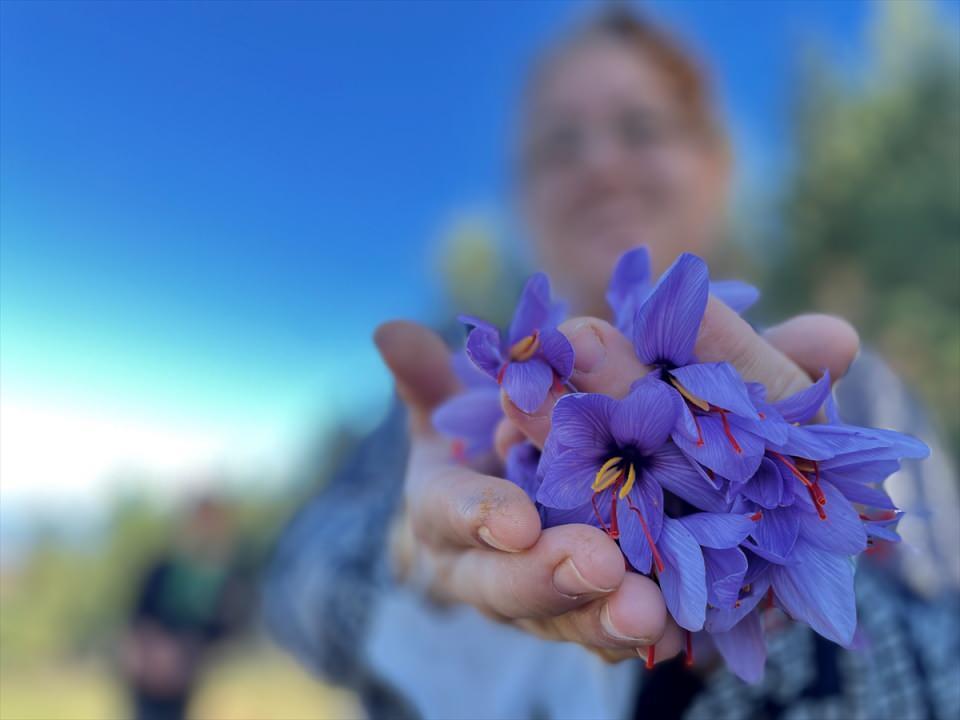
432 351 503 460
537 379 753 630
606 247 760 336
629 253 788 482
462 273 574 414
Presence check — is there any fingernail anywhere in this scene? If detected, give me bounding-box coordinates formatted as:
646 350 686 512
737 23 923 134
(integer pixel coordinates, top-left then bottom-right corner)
552 558 615 598
601 603 652 643
569 322 606 374
478 526 521 553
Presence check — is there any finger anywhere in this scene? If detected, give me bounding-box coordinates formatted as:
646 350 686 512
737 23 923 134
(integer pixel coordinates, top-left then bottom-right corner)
494 417 526 463
443 523 625 619
763 314 860 384
375 320 459 436
407 437 541 552
502 317 648 448
636 618 685 666
561 317 651 397
499 384 563 452
695 297 813 402
540 573 669 650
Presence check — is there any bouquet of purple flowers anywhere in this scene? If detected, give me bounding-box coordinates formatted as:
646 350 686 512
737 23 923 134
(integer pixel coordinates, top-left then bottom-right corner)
433 248 928 683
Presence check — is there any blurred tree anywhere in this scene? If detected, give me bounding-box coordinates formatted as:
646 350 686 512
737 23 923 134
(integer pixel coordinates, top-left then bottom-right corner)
765 0 960 461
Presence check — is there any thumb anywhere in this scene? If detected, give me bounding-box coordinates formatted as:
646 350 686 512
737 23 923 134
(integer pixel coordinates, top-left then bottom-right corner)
374 320 459 435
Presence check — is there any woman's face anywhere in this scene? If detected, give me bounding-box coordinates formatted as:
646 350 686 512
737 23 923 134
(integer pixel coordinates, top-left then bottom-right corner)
521 38 728 316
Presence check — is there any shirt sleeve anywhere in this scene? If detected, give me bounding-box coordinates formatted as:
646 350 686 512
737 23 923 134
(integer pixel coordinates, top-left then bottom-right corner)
261 399 409 688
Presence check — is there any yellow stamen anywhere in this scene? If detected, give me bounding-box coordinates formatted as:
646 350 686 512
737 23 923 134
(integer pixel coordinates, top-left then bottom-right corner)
618 463 637 499
592 456 623 492
668 375 710 412
509 331 541 362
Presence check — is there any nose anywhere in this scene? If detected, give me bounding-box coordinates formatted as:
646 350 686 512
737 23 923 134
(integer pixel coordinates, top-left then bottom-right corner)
579 131 626 186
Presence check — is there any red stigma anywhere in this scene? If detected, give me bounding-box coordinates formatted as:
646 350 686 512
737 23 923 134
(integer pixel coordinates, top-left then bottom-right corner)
591 493 613 537
626 495 664 573
770 451 828 519
645 644 656 669
451 439 467 462
496 363 508 385
609 485 621 539
551 372 565 395
717 409 742 454
750 511 763 521
691 412 705 447
684 630 694 668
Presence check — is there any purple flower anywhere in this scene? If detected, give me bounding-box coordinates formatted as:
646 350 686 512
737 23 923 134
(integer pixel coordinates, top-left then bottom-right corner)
628 253 788 482
536 379 746 630
432 351 503 460
607 247 760 336
462 273 574 414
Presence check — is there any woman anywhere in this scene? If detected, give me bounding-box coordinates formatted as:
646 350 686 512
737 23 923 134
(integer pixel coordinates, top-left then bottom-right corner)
264 7 958 719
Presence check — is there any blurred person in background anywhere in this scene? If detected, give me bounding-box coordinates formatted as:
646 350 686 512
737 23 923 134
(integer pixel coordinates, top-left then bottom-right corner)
265 5 959 720
122 495 251 720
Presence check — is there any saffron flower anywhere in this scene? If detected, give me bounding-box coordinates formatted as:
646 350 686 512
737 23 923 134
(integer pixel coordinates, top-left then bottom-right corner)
628 253 788 482
606 246 759 336
462 273 574 413
537 379 754 630
438 246 930 685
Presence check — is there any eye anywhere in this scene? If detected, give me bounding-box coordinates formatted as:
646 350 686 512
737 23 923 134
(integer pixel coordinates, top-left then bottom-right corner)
618 107 669 149
528 121 584 173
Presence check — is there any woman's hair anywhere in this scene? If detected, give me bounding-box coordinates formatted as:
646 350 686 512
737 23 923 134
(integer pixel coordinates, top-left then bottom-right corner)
522 3 725 146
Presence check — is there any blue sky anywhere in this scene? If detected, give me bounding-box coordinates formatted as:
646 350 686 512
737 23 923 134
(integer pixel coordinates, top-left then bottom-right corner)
1 0 955 517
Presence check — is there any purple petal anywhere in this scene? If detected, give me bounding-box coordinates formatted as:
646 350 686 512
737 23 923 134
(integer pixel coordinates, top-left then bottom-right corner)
770 540 857 646
770 424 846 461
616 480 665 574
632 253 709 367
541 502 602 530
550 393 615 451
657 517 707 631
705 572 771 633
538 327 574 382
703 547 748 608
829 480 897 510
458 314 499 333
464 324 504 379
610 378 679 454
669 362 758 419
537 448 598 509
673 414 765 484
710 280 760 315
712 611 766 684
431 388 503 456
728 408 790 446
606 247 652 310
502 357 553 414
451 350 497 389
509 273 553 344
740 457 783 509
647 443 730 512
678 512 758 549
794 480 868 556
606 247 652 334
774 371 832 424
505 442 541 501
750 507 799 563
863 512 903 543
